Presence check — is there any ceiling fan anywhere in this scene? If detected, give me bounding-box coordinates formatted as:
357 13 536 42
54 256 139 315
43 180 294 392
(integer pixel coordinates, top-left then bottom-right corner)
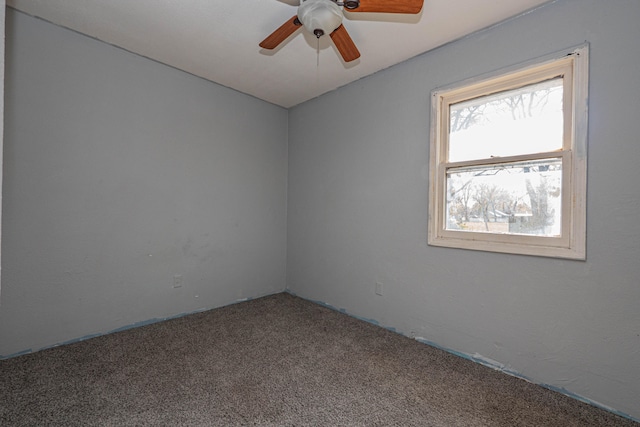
259 0 424 63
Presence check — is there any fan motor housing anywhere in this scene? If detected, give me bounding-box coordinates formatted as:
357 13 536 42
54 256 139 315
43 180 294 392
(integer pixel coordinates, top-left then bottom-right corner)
343 0 359 9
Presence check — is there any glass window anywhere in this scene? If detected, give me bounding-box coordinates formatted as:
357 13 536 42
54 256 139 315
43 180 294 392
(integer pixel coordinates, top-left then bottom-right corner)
428 46 588 259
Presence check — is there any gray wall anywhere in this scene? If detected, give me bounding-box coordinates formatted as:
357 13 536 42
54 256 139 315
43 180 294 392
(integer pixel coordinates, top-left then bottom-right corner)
0 1 4 272
288 0 640 419
0 9 288 357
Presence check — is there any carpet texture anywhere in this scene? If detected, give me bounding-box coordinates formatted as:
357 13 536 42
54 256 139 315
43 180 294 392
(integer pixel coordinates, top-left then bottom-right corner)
0 293 636 426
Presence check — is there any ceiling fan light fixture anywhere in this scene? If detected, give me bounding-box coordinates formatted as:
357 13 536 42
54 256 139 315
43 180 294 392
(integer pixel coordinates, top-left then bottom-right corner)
260 0 423 62
297 0 343 38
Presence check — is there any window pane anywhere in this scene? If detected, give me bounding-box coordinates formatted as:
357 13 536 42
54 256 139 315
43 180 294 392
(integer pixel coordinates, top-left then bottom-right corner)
449 78 563 162
445 158 562 237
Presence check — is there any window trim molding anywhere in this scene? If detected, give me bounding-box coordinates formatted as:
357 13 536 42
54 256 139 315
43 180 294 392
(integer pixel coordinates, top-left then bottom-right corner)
428 45 589 260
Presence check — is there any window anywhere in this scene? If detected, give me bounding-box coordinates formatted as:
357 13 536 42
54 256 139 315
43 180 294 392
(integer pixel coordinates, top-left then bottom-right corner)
428 46 588 259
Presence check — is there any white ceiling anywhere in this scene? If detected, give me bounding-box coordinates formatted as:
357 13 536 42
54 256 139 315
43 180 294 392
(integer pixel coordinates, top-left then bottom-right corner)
7 0 552 108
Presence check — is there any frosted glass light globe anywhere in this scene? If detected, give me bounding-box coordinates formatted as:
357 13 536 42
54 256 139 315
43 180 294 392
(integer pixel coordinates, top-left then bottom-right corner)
297 0 343 38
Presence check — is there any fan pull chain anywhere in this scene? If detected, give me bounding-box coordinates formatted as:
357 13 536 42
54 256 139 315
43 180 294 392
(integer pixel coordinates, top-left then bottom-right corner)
316 37 320 88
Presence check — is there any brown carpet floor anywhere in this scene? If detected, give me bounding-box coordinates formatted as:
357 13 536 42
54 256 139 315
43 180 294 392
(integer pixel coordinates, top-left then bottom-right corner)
0 292 637 426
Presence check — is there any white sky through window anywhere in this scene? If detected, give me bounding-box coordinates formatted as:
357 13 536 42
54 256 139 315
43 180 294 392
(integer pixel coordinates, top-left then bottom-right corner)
448 78 563 162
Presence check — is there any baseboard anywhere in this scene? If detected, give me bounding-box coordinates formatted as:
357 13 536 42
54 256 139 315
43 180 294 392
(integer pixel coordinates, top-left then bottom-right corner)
285 289 640 424
0 288 285 360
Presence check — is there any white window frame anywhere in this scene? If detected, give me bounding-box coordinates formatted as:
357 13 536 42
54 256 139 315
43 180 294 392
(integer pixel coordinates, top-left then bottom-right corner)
428 45 589 260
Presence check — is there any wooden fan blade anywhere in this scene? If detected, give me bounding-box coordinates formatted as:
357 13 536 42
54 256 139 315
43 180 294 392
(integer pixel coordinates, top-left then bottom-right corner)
330 25 361 62
350 0 423 14
259 16 302 49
